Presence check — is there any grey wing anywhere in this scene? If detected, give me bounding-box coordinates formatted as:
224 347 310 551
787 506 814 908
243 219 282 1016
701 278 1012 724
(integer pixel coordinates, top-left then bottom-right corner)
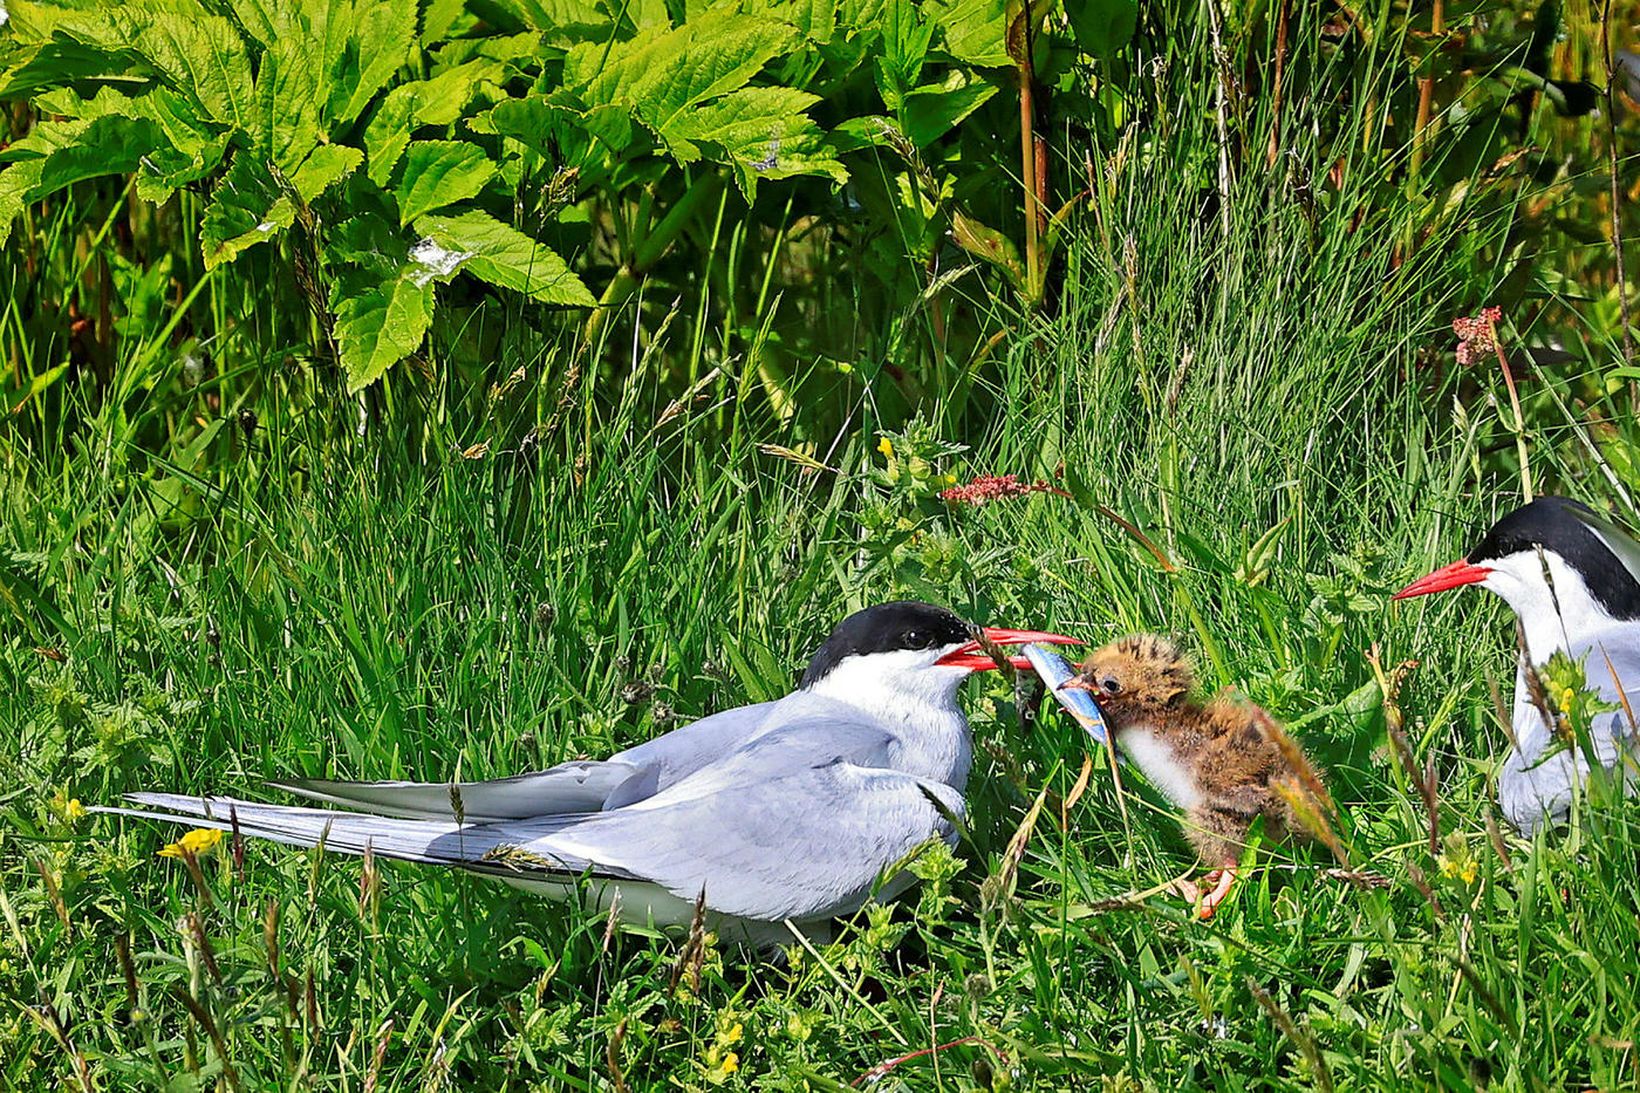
274 699 785 819
271 762 641 822
1502 631 1640 833
94 793 607 876
1583 631 1640 732
523 761 964 922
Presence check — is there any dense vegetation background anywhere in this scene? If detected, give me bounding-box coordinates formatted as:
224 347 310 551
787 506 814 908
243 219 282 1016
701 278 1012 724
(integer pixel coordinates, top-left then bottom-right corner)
4 0 1640 1088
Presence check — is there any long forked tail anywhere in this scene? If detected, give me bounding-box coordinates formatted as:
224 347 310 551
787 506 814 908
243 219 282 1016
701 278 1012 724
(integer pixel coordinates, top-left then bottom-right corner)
93 794 598 878
269 760 641 822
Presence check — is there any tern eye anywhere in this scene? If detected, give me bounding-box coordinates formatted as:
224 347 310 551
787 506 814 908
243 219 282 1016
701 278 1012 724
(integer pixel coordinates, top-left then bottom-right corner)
904 628 928 648
1101 676 1122 694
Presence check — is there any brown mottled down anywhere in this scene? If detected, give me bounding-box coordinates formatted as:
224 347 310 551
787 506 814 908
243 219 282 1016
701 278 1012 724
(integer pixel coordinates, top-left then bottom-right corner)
1065 634 1323 917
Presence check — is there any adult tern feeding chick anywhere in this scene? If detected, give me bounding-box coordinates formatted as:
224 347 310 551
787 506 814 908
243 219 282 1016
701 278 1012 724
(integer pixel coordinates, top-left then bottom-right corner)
98 602 1078 944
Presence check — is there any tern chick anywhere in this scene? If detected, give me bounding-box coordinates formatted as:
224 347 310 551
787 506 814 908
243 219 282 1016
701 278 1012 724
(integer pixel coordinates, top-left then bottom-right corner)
1064 634 1317 918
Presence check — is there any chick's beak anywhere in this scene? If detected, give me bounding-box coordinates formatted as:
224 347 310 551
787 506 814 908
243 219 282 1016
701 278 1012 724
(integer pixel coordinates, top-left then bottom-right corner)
1393 558 1492 600
935 627 1080 671
1057 676 1093 692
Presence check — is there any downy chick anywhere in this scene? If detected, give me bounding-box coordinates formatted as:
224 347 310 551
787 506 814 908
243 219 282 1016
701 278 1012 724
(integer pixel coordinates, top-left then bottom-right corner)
1063 634 1318 918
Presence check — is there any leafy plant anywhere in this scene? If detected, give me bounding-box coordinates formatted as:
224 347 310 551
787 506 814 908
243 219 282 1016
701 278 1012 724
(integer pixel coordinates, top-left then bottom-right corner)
0 0 596 390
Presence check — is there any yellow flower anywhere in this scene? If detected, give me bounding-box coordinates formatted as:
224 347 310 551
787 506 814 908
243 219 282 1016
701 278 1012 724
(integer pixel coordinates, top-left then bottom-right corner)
49 790 86 823
1437 855 1459 879
1459 860 1478 885
877 437 894 459
1560 686 1577 711
158 828 223 859
720 1020 743 1046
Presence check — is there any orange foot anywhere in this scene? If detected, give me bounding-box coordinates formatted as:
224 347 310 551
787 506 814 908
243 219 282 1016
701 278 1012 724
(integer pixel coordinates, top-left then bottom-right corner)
1196 866 1238 920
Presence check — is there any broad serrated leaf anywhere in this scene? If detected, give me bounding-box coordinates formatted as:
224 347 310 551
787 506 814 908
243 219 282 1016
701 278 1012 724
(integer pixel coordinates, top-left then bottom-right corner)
876 0 933 108
325 207 409 278
901 69 998 147
665 86 847 197
291 143 364 203
926 0 1009 67
746 0 836 43
569 12 796 128
256 19 322 174
1064 0 1136 58
201 153 294 270
335 274 434 392
35 85 217 160
482 0 615 40
223 0 299 50
489 96 637 160
395 140 496 225
413 209 594 306
8 115 164 200
363 59 506 184
337 0 417 124
106 6 256 128
365 85 418 186
0 162 45 249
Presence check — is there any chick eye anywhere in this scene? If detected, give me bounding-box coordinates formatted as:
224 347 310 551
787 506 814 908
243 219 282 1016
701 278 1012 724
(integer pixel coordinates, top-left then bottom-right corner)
1101 677 1122 694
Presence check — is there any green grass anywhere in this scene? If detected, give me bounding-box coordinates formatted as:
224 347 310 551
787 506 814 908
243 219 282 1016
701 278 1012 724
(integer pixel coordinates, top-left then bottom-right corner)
8 22 1640 1091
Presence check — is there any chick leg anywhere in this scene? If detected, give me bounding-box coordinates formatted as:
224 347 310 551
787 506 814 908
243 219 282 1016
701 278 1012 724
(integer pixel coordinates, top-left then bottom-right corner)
1186 806 1250 920
1197 865 1238 919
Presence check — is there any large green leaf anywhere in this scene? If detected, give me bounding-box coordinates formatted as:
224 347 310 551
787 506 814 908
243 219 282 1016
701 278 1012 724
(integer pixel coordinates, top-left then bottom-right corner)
746 0 837 43
480 0 617 40
413 209 594 306
561 11 849 189
16 3 254 126
223 0 300 50
395 141 497 225
901 69 998 147
107 6 257 128
0 162 46 249
21 115 166 197
291 143 364 202
875 0 933 109
200 153 294 270
568 11 795 127
25 86 228 203
336 0 418 124
256 18 322 174
334 274 434 392
666 86 847 196
926 0 1009 68
364 59 506 184
489 96 637 160
1064 0 1136 59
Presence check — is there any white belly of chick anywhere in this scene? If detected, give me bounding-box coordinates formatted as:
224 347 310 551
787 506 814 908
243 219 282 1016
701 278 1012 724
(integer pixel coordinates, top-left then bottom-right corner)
1119 728 1202 811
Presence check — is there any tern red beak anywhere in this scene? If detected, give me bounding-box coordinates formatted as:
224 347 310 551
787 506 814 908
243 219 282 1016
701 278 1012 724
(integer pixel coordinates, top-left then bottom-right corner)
935 627 1081 671
1393 558 1493 600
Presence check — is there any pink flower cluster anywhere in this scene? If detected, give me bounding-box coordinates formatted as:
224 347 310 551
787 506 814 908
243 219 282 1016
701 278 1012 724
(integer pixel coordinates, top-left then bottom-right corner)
939 474 1066 506
1453 306 1503 366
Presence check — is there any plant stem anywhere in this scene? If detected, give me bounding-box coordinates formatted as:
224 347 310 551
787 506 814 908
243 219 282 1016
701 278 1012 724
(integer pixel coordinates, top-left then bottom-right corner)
1267 0 1290 166
1204 0 1233 238
1491 316 1534 503
1601 0 1635 388
1410 0 1444 185
1019 0 1041 302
